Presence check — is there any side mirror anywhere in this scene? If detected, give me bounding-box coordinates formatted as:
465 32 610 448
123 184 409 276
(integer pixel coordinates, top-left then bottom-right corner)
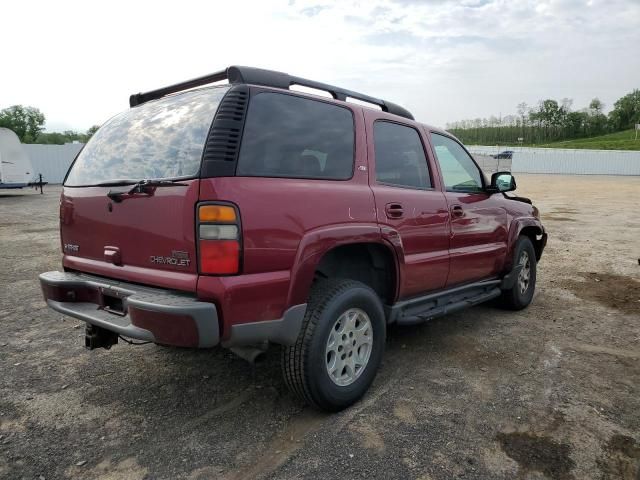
488 171 516 193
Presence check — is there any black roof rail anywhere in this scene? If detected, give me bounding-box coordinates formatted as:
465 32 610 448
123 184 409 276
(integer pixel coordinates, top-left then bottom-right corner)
129 66 414 120
129 69 228 108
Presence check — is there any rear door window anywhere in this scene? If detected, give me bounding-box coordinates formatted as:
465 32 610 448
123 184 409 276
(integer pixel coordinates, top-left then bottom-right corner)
65 86 229 186
236 92 354 180
373 121 431 189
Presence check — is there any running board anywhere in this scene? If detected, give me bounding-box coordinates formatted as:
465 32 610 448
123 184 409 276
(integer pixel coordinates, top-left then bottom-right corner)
385 279 503 326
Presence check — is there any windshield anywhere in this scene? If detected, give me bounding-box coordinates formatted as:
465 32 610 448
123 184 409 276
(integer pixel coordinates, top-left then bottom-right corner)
65 86 230 187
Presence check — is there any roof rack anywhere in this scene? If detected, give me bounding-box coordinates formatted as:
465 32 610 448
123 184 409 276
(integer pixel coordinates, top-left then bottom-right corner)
129 66 414 120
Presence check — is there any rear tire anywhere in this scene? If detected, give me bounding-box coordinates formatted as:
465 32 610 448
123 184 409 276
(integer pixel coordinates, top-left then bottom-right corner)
498 236 537 310
281 279 386 412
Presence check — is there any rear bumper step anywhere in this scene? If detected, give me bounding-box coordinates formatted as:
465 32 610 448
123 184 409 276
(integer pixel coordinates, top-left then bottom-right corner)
39 271 219 348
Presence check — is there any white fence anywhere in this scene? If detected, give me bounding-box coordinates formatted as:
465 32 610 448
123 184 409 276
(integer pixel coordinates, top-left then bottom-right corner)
471 154 512 174
18 143 640 183
24 143 84 183
467 146 640 176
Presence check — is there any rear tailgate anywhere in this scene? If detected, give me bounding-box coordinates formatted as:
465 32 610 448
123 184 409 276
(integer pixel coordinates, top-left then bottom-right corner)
61 180 199 291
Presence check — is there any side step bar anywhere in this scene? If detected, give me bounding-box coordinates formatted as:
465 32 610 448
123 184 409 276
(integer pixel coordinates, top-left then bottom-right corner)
386 267 521 326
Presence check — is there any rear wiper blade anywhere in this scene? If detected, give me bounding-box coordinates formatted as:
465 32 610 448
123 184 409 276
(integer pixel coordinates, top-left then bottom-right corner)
107 179 189 203
127 179 189 191
93 179 139 187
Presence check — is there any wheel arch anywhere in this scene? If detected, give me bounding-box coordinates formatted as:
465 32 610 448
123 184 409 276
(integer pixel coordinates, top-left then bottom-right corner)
507 218 546 270
314 243 398 303
287 227 400 308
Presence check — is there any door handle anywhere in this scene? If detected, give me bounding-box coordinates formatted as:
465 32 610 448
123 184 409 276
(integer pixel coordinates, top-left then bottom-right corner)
451 205 464 218
385 203 404 219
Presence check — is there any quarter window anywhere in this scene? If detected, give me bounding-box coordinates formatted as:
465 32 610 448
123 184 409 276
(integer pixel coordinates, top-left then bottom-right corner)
236 93 354 180
374 122 431 189
431 133 484 192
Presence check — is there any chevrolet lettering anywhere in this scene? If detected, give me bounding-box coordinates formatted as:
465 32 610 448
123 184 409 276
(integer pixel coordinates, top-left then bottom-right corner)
150 252 191 267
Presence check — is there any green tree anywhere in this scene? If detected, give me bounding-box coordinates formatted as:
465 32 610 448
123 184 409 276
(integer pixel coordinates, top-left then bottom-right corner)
86 125 100 138
445 90 640 146
529 99 567 141
36 131 82 145
565 111 587 136
0 105 46 143
608 89 640 130
516 102 528 120
589 98 604 115
35 125 101 145
585 97 608 135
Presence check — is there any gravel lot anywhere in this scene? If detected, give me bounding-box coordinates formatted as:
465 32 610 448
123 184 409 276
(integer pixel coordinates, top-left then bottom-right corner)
1 175 639 480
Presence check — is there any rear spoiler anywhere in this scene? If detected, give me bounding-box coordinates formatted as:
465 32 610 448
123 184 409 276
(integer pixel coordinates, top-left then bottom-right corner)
129 65 414 121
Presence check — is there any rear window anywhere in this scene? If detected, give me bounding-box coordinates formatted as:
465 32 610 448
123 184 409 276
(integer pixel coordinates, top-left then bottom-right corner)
374 121 432 189
64 86 229 186
236 92 354 180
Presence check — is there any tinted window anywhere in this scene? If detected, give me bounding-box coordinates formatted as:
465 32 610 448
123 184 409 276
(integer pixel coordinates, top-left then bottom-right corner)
236 93 354 179
65 87 229 186
431 133 484 192
374 122 431 189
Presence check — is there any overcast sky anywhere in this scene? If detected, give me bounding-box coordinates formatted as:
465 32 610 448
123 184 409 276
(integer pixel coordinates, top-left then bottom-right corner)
2 0 638 132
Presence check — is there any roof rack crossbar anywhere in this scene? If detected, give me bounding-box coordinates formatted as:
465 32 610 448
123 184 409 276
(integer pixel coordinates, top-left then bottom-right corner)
129 65 414 120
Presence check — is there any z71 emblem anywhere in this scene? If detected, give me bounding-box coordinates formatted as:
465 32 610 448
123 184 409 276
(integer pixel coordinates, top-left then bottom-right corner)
64 243 79 253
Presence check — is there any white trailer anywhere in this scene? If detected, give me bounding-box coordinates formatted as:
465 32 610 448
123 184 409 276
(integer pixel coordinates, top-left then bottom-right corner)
0 127 34 188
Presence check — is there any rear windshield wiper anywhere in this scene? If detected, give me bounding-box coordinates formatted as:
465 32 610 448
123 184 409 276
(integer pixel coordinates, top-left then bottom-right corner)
88 179 139 187
106 179 188 203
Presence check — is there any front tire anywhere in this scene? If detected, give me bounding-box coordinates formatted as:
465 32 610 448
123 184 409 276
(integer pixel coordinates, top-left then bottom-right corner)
498 235 537 310
282 279 386 412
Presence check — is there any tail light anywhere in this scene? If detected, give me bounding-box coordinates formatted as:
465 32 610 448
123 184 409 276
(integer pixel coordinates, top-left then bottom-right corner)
198 204 241 275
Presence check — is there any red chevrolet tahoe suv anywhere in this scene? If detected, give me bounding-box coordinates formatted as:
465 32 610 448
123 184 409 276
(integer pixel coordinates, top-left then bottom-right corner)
40 66 546 411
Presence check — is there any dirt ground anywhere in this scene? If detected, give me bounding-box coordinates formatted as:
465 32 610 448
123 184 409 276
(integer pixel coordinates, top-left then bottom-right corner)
1 175 639 480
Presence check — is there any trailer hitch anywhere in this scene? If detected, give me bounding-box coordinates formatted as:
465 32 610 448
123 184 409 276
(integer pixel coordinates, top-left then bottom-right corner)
85 324 118 350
